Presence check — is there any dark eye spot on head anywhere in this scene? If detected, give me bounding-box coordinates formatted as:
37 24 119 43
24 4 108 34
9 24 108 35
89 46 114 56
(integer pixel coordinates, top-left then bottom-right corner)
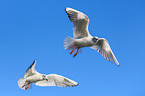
92 37 98 43
42 75 46 79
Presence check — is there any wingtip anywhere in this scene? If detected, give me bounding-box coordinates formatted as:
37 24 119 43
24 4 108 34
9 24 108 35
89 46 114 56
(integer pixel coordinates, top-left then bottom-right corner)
71 83 79 87
32 59 37 65
65 7 67 11
117 64 120 67
65 7 74 12
115 61 120 67
34 59 37 62
65 7 69 11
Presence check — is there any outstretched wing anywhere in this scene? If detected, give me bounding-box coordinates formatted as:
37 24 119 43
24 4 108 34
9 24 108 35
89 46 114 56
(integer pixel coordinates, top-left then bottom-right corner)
90 38 120 66
65 7 91 39
34 74 78 87
24 59 38 78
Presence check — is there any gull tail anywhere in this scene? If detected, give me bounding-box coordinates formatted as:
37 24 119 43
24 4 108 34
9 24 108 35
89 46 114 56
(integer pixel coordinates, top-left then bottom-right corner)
17 78 32 90
64 36 75 50
64 36 82 54
17 78 26 90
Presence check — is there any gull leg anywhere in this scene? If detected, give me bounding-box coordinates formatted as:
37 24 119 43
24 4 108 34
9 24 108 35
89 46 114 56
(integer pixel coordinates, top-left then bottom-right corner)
70 44 77 55
22 81 30 90
22 81 27 88
73 47 80 58
25 83 29 90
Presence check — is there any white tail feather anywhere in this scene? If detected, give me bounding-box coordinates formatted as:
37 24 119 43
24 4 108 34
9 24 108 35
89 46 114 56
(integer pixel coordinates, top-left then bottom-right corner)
17 78 26 90
17 78 32 90
64 36 82 54
64 36 75 50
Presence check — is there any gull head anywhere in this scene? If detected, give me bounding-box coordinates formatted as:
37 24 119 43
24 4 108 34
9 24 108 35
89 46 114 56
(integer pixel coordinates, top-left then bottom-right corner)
42 74 48 81
92 37 99 44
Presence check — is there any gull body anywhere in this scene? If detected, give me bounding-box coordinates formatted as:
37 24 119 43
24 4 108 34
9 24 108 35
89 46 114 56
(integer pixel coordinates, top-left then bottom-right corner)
24 74 43 83
64 7 120 66
17 59 78 90
75 36 94 47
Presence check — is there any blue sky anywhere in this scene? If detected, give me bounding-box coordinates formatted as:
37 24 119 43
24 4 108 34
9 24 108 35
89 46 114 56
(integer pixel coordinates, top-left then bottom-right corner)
0 0 145 96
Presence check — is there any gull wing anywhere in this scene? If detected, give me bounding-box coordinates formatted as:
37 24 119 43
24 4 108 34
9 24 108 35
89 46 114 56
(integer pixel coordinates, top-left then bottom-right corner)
33 74 78 87
90 38 120 66
65 7 91 39
24 59 38 78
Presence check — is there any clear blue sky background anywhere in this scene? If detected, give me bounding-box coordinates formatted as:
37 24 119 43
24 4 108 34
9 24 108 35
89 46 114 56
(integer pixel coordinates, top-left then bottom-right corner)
0 0 145 96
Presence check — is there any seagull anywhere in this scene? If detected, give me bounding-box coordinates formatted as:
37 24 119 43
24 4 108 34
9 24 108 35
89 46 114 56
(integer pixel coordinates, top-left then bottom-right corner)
64 7 120 66
17 59 78 90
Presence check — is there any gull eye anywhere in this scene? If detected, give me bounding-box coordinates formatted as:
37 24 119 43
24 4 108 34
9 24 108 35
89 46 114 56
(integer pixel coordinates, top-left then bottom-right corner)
92 37 98 43
42 75 46 79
